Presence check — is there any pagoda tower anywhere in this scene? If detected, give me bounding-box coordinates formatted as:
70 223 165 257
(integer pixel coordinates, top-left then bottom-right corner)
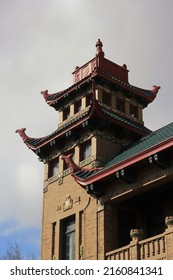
16 40 168 260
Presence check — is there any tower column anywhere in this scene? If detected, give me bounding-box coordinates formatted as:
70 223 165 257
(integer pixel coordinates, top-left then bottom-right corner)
75 145 80 163
70 103 74 117
59 111 63 124
138 104 143 122
81 96 86 110
91 136 97 157
95 89 102 102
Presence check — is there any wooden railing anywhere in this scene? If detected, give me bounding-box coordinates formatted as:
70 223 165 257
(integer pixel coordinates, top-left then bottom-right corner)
106 233 166 260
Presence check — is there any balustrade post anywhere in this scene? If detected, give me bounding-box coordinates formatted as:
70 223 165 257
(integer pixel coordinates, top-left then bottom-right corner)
165 216 173 259
129 229 143 260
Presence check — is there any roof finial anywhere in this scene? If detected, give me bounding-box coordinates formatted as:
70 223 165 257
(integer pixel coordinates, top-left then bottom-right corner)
151 85 161 94
95 39 105 57
15 128 30 141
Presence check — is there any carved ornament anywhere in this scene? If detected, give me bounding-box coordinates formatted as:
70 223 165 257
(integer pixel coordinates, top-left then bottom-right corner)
63 195 73 211
56 195 81 213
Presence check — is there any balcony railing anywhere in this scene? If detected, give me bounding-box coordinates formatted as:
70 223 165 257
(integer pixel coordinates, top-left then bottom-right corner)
106 245 130 260
106 217 173 260
139 234 166 260
106 233 166 260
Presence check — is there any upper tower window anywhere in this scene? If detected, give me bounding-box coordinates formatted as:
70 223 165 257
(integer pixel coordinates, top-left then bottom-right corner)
130 104 138 118
48 158 59 178
63 107 70 121
86 94 92 107
102 91 111 107
74 99 82 114
116 98 125 113
80 140 91 161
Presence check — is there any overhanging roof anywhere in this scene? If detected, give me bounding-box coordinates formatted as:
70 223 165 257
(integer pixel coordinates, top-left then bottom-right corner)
41 70 160 110
16 96 150 154
64 122 173 186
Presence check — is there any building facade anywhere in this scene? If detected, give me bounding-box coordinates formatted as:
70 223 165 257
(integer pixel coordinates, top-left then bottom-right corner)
16 40 173 260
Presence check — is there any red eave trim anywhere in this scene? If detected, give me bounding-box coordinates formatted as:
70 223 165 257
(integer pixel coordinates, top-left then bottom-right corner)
26 113 91 150
46 70 157 108
75 137 173 186
96 70 155 103
26 99 148 151
47 72 97 107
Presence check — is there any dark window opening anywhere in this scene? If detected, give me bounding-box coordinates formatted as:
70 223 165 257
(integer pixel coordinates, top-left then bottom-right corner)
146 207 165 238
102 91 111 107
116 98 125 112
130 104 138 118
63 107 70 121
80 140 91 161
74 100 82 114
61 215 75 260
117 208 136 247
48 159 59 178
86 94 92 107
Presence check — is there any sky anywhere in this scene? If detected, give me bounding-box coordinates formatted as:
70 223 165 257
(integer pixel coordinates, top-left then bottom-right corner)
0 0 173 259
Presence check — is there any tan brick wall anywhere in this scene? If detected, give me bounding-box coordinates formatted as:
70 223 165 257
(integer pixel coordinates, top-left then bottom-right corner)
96 134 121 162
41 170 105 260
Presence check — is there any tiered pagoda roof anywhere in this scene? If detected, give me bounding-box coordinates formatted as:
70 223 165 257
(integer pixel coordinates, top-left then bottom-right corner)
16 39 160 159
41 39 160 111
16 92 150 154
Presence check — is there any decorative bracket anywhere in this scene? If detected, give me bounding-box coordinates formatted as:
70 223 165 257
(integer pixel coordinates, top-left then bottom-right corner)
148 153 168 169
115 169 135 184
50 139 60 149
85 184 104 197
65 129 77 140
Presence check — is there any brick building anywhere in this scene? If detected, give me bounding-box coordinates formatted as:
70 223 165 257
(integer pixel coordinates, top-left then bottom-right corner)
16 40 173 260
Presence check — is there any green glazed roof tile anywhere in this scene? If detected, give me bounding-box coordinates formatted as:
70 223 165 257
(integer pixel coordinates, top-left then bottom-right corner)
105 122 173 168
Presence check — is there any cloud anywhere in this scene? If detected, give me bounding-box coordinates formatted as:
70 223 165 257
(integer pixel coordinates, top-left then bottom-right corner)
1 0 173 257
0 157 42 229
